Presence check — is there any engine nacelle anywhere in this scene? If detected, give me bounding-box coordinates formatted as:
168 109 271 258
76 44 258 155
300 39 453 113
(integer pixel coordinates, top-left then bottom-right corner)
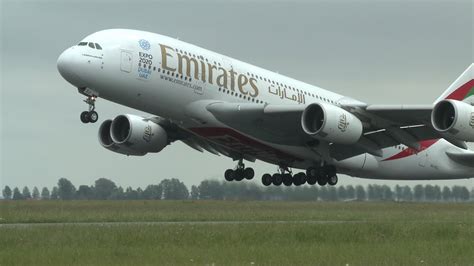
98 115 168 156
301 103 363 144
431 99 474 142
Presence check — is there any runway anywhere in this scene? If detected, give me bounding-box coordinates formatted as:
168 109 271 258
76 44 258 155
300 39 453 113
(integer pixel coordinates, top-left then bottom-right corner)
0 220 364 228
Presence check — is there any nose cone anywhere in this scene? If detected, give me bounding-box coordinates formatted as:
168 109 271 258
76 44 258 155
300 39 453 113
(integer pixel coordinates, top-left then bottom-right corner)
57 48 86 87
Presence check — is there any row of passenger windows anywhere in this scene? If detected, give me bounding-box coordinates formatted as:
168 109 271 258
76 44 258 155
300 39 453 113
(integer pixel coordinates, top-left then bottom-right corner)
77 42 102 50
246 71 337 105
217 87 266 104
140 63 193 82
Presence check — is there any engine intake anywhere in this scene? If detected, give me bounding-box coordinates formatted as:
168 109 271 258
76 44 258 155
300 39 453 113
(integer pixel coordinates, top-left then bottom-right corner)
431 99 474 142
98 114 168 156
301 103 363 144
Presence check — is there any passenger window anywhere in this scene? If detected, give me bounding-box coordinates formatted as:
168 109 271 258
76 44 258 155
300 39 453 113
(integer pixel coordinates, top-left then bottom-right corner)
88 42 95 49
95 43 102 50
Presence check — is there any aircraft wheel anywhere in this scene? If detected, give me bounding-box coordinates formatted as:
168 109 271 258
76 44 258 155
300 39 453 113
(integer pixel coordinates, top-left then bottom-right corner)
282 174 293 186
234 169 244 181
328 175 338 186
87 111 99 123
272 174 283 186
318 176 328 186
306 167 317 178
244 168 255 180
307 176 317 185
262 174 272 186
224 169 234 181
80 111 90 123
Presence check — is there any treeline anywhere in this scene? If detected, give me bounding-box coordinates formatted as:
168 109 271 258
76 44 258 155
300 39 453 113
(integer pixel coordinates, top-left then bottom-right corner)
2 177 473 202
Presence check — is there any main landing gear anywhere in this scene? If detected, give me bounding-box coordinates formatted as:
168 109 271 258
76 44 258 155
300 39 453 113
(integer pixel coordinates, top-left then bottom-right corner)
224 159 255 181
261 165 338 187
80 96 99 124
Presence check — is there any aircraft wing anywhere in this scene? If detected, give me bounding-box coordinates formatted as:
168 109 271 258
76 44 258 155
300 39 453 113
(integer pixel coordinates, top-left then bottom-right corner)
204 102 465 160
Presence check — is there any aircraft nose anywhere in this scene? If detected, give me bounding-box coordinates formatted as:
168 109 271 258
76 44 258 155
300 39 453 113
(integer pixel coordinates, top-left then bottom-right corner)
57 48 86 87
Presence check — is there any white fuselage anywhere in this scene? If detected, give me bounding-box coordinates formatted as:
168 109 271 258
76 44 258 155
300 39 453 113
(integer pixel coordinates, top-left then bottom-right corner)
57 29 474 180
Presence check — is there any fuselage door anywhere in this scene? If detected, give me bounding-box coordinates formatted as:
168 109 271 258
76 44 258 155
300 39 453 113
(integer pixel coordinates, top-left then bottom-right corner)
120 50 133 73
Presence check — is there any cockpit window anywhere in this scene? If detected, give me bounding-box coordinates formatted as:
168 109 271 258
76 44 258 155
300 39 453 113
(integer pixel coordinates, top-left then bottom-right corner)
78 42 87 46
95 43 102 50
88 42 95 49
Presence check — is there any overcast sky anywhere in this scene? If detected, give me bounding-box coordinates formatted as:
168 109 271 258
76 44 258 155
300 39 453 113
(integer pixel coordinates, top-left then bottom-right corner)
1 0 473 190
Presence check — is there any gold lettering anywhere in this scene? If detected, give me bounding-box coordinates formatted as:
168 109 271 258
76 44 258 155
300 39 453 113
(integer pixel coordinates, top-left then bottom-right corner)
177 54 199 79
216 67 228 89
249 78 259 97
207 63 217 85
237 74 249 95
229 69 237 91
160 44 176 71
199 60 206 82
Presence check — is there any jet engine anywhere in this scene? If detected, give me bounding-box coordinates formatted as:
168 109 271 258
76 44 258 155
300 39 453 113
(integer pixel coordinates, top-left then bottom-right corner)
431 99 474 142
301 102 363 144
98 115 168 156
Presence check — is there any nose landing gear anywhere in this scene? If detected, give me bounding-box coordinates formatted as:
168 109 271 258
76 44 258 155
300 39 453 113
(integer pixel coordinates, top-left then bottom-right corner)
80 96 99 124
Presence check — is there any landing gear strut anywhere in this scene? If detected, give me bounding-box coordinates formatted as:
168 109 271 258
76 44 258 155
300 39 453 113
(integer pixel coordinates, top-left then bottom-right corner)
80 96 99 124
224 159 255 182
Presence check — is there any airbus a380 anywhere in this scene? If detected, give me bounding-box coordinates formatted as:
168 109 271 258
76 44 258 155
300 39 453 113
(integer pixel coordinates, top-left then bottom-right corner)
57 29 474 186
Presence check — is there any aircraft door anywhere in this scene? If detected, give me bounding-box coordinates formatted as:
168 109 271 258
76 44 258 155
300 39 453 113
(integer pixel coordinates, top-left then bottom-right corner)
120 50 133 73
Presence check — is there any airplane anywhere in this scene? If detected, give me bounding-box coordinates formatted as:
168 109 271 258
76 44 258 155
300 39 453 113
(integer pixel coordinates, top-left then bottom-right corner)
57 29 474 187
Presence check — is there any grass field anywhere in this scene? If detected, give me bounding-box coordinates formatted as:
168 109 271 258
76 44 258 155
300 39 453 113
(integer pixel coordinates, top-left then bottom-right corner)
1 201 473 265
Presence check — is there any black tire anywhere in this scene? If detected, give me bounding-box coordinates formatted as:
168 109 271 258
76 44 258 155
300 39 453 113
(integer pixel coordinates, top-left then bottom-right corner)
80 111 89 123
306 167 317 178
299 173 307 185
262 174 272 186
317 176 328 186
307 176 317 185
328 175 338 186
234 169 244 181
88 111 99 123
224 169 234 181
325 165 337 177
244 168 255 180
282 174 292 186
272 174 283 186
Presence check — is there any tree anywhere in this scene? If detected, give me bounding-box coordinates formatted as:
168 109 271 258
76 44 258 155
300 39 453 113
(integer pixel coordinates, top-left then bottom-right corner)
76 185 94 200
198 180 224 200
94 178 117 200
345 185 355 200
160 178 189 200
2 186 12 200
190 185 199 200
32 187 40 199
41 187 50 199
142 184 162 199
442 186 451 201
57 178 76 200
395 185 403 201
337 186 347 201
110 186 125 200
413 185 424 201
125 187 139 200
12 187 23 200
50 186 59 199
402 186 413 201
355 185 366 201
22 186 32 199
